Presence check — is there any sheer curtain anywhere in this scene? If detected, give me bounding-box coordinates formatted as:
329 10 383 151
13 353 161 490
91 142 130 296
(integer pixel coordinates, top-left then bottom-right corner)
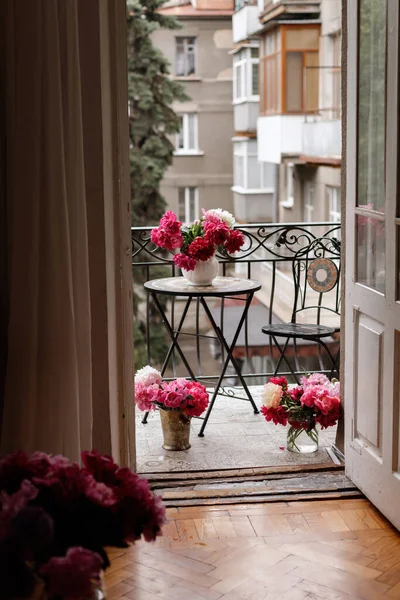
1 1 97 460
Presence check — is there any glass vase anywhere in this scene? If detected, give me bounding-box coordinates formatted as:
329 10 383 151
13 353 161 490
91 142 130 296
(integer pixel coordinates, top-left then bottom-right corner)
287 425 318 453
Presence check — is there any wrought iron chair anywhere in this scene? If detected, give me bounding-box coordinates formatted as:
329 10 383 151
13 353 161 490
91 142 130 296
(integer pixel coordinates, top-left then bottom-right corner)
261 235 341 382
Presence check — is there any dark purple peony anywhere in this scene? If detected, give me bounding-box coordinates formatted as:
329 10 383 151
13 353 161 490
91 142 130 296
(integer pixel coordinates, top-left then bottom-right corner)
41 546 102 600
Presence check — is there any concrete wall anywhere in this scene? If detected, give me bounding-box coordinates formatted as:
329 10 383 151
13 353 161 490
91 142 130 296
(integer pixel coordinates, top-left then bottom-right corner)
278 163 341 223
152 18 234 217
321 0 341 36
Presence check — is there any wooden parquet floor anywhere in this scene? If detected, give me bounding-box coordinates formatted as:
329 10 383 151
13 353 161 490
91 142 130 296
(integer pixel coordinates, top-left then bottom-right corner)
105 498 400 600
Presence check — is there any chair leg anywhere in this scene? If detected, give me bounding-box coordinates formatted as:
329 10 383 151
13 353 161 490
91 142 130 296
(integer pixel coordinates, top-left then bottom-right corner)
271 336 300 384
317 338 340 379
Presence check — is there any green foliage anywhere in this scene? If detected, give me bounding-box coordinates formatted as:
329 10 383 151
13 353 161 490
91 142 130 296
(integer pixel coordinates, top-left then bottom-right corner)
127 0 188 368
127 0 189 227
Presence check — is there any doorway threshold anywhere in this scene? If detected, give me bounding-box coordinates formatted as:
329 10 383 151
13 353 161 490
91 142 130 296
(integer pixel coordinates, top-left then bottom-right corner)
146 464 362 508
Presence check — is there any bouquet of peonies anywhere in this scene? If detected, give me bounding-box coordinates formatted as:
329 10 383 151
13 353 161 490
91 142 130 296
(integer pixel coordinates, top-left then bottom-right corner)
261 374 341 450
0 450 165 600
150 208 245 271
135 366 209 417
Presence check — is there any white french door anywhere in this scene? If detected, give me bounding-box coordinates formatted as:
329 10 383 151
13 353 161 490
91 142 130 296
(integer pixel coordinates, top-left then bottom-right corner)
345 0 400 528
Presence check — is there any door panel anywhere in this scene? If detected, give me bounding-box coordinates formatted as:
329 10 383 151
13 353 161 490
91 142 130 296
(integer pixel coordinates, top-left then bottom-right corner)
355 315 383 452
345 0 400 529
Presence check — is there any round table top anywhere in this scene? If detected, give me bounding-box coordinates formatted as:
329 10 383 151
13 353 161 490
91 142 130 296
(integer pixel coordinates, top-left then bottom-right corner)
144 276 262 297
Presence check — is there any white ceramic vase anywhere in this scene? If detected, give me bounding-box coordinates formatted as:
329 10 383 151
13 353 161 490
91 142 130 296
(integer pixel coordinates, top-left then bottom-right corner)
182 256 219 286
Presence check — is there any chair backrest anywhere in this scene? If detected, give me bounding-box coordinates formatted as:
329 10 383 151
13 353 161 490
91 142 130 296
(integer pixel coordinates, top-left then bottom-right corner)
291 235 341 326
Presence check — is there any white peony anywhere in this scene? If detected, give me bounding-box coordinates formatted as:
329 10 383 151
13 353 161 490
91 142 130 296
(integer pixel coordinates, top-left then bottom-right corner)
204 208 235 228
262 382 283 408
134 365 162 388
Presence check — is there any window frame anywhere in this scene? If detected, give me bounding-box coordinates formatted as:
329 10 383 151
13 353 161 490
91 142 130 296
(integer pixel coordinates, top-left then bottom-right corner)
233 46 260 104
178 187 199 224
175 113 199 154
175 37 196 77
260 24 320 116
233 141 272 192
327 185 341 223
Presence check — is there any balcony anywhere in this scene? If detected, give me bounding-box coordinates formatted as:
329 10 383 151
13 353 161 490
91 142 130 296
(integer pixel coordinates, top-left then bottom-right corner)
303 116 341 160
233 45 260 133
234 101 259 133
132 222 341 473
233 138 276 221
233 2 260 44
258 65 342 164
257 114 304 163
302 66 342 161
261 0 320 24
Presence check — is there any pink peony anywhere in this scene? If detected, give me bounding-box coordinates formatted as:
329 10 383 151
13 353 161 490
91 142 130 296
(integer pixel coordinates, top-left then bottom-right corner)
261 405 288 426
314 393 341 416
134 382 159 412
41 547 102 600
185 381 209 417
289 386 303 402
300 385 321 408
316 410 341 429
173 253 197 271
187 238 215 262
301 373 329 387
159 211 182 235
151 227 183 252
262 382 283 408
203 220 230 246
224 229 245 254
269 376 288 388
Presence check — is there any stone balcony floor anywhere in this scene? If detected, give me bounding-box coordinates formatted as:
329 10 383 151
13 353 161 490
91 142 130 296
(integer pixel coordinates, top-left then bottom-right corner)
136 386 337 474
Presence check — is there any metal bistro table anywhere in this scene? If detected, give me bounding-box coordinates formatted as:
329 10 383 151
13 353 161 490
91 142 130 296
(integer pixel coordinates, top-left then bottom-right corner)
143 276 262 436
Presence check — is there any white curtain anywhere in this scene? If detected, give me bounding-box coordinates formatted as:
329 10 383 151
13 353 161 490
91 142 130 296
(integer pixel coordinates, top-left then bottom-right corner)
1 1 93 460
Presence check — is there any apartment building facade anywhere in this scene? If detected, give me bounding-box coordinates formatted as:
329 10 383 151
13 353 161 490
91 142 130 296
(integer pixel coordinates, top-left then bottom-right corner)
154 0 235 223
259 0 341 224
231 0 277 223
232 0 341 224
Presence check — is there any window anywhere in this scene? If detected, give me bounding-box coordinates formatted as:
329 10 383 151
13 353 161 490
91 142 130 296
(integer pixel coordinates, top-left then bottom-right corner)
260 29 281 113
178 188 199 223
233 141 272 190
260 25 319 115
327 186 341 223
304 181 314 222
176 114 198 153
233 47 259 102
176 37 196 76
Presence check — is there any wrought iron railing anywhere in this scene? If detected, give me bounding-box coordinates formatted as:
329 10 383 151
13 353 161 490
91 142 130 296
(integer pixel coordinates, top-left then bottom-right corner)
132 222 341 386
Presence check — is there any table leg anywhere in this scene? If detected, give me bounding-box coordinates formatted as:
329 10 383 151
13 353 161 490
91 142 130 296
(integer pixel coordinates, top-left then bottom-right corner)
198 293 259 437
151 292 197 379
141 293 196 425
